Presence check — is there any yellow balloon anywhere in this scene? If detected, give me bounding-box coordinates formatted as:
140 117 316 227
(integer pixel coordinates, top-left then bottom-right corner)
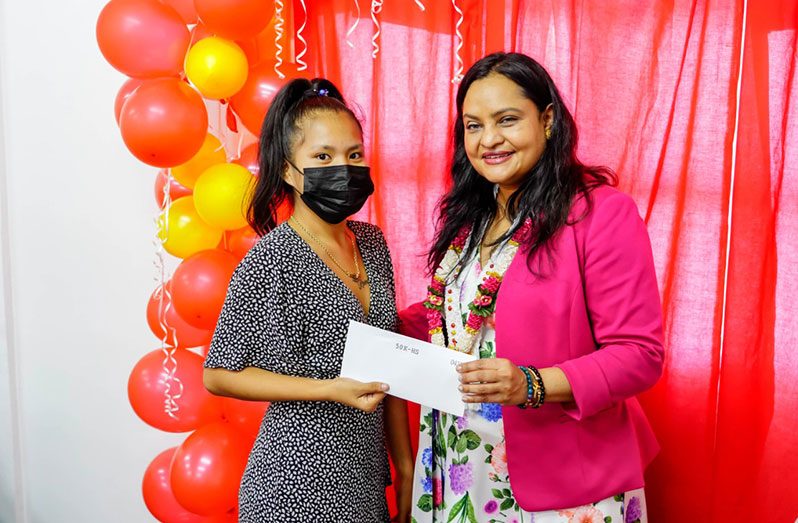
172 134 226 189
185 37 249 100
157 196 223 259
194 163 255 230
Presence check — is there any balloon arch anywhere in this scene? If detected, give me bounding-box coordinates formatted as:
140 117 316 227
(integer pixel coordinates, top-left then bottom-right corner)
96 0 435 519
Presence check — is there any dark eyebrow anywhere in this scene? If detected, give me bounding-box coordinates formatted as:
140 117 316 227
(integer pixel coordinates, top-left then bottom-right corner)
309 144 363 151
463 108 523 120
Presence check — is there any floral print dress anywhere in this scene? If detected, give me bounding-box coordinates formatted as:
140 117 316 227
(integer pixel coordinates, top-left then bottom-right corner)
411 247 648 523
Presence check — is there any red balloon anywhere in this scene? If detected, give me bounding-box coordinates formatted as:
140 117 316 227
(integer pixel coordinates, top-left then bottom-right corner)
230 62 283 135
143 447 205 523
160 0 197 23
171 422 251 515
194 0 273 40
147 280 213 348
222 226 261 260
128 348 223 432
232 143 259 176
201 512 237 523
236 25 279 67
190 23 214 45
120 78 208 167
155 169 194 208
97 0 190 78
221 397 269 441
172 249 239 330
114 78 145 125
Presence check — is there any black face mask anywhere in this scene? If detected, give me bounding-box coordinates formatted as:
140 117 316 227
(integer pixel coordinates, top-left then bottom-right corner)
288 162 375 224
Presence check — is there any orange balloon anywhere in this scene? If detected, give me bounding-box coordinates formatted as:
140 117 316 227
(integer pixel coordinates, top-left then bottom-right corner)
142 448 204 523
160 0 197 23
147 280 214 348
172 134 227 189
230 62 283 135
191 23 214 44
96 0 190 78
128 348 223 432
222 226 261 260
120 78 208 167
155 169 193 208
232 143 259 176
236 21 280 67
194 0 273 40
114 77 145 125
158 196 224 259
172 249 239 330
171 422 251 515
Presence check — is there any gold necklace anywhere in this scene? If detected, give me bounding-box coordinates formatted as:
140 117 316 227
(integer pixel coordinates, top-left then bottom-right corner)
290 216 370 289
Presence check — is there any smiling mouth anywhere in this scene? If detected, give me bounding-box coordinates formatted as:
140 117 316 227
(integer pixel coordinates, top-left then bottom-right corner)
482 151 514 165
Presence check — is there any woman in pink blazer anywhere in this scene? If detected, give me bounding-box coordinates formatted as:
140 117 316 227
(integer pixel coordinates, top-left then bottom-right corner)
407 53 663 522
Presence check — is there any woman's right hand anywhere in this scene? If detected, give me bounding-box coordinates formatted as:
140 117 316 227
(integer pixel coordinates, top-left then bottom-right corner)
328 377 389 412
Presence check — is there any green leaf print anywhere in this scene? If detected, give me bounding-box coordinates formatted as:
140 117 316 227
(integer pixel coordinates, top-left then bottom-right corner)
604 517 612 523
479 340 495 359
461 429 481 450
502 488 512 497
614 493 624 502
484 443 494 453
417 494 433 512
500 497 515 511
491 488 504 498
419 424 427 432
465 495 478 523
448 425 458 450
447 494 468 523
455 434 468 453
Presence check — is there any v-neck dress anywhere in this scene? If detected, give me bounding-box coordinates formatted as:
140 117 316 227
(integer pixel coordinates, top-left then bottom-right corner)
204 221 398 523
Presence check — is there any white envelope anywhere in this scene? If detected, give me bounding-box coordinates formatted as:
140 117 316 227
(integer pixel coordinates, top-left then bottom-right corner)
340 320 476 416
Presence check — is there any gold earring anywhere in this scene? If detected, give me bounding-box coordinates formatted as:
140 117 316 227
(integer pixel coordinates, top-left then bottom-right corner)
545 127 552 140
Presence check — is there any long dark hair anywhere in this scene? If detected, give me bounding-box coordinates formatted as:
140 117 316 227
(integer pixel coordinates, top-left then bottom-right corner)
428 52 616 273
248 78 362 235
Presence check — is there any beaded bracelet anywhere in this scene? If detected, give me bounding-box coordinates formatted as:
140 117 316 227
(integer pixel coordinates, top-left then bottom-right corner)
526 365 546 408
517 366 535 409
517 365 546 409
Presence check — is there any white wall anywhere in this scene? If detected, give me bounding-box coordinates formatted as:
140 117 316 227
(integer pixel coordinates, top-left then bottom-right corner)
1 1 186 521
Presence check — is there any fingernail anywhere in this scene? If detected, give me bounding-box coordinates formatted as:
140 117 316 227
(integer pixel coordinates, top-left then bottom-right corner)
456 364 462 371
381 384 389 391
458 385 464 392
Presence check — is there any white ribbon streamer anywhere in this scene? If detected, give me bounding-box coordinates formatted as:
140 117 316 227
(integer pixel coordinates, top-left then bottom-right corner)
345 0 362 49
371 0 384 59
451 0 464 83
414 0 425 11
154 169 183 419
273 0 286 79
295 0 309 71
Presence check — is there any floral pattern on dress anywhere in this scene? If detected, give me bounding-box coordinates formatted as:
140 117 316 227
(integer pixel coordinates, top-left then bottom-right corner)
411 243 648 523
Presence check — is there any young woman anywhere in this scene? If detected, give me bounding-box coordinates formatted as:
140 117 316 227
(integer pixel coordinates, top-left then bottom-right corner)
405 52 663 522
204 78 413 523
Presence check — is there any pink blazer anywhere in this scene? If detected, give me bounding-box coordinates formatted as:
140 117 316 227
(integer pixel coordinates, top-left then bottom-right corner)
400 186 664 511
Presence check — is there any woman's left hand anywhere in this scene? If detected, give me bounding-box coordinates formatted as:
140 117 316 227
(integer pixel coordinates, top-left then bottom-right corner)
457 358 528 405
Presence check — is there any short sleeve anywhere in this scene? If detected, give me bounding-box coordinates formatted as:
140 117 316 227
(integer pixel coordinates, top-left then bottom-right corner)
204 249 285 372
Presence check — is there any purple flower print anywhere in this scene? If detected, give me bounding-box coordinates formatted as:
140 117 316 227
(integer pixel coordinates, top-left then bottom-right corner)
480 402 502 422
421 447 433 468
625 496 642 522
484 500 498 514
456 415 469 429
421 476 433 493
448 462 473 495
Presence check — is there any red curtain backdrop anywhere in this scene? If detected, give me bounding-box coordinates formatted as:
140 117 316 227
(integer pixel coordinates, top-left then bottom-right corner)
286 1 797 520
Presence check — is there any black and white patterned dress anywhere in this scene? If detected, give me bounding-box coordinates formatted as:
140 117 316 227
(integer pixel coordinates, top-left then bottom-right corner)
204 221 397 523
